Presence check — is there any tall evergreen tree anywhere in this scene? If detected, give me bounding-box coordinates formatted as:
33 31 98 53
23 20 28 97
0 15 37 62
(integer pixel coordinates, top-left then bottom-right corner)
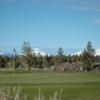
81 49 95 71
57 47 64 56
86 41 95 55
22 41 33 71
53 47 65 65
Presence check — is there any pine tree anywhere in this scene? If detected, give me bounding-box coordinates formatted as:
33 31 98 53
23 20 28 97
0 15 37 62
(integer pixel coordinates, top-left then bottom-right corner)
86 41 95 55
22 41 33 71
57 47 64 56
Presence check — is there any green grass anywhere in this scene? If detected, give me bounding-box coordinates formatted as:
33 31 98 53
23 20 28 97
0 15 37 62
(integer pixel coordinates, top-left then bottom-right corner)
0 71 100 100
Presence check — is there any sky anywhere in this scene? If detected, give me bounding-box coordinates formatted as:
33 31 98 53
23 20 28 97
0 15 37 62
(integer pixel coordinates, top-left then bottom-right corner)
0 0 100 53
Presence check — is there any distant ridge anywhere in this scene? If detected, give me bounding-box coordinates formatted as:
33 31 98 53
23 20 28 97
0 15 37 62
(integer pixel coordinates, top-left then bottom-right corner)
2 48 100 56
0 48 79 56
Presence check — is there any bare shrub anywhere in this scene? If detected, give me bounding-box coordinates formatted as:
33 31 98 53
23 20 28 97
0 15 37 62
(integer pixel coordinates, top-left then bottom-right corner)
0 86 63 100
0 86 26 100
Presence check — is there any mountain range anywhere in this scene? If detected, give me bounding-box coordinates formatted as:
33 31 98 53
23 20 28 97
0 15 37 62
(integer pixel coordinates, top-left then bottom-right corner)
72 49 100 56
0 48 100 56
0 51 3 56
0 48 47 56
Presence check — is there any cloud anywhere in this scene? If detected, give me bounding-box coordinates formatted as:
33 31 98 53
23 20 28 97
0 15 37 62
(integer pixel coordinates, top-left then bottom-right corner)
92 19 100 24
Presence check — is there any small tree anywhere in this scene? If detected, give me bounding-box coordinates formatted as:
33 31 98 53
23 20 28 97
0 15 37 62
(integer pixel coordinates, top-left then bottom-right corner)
32 53 37 68
36 54 43 69
0 55 6 68
13 48 17 71
42 55 49 68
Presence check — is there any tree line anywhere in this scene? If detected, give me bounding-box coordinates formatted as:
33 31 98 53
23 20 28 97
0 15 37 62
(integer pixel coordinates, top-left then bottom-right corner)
0 41 100 72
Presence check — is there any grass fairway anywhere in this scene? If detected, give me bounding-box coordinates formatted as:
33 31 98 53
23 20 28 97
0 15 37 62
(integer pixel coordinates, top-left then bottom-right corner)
0 71 100 100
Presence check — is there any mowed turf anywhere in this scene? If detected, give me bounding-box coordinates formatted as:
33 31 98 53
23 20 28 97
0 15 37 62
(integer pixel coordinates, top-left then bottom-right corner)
0 71 100 100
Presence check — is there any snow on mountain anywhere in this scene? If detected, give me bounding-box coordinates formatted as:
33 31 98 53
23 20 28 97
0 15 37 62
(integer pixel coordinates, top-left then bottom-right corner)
1 48 100 57
95 49 100 56
0 51 13 56
72 50 82 56
0 51 4 56
20 48 47 56
72 49 100 56
33 48 47 56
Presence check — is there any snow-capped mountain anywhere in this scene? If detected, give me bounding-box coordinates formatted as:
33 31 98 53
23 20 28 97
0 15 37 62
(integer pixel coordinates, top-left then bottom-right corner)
0 51 13 57
1 48 100 56
0 51 3 56
20 48 47 56
33 48 47 56
72 50 82 56
95 49 100 56
72 49 100 56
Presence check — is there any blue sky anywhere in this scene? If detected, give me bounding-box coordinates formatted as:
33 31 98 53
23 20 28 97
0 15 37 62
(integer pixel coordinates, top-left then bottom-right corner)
0 0 100 53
